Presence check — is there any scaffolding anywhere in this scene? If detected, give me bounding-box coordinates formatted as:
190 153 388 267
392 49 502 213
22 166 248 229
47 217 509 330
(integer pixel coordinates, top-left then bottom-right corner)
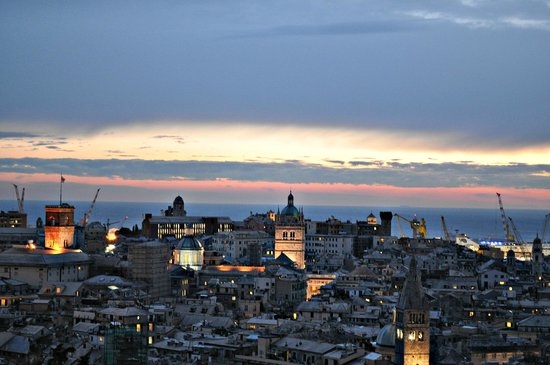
104 325 148 365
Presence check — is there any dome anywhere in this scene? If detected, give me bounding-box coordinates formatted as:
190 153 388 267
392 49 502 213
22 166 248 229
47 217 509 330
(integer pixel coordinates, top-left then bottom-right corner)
175 235 204 251
280 190 300 218
173 195 184 206
375 323 396 348
281 205 300 217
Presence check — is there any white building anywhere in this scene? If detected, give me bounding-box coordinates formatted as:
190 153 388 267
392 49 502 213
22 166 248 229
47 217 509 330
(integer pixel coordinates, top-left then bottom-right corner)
211 230 272 264
0 245 91 289
305 233 354 259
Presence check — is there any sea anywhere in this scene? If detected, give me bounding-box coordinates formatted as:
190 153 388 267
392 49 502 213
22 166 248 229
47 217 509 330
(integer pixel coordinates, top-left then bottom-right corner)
1 200 548 243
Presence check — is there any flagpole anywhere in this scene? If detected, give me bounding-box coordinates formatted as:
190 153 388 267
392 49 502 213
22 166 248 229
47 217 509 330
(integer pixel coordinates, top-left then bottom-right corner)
60 173 63 205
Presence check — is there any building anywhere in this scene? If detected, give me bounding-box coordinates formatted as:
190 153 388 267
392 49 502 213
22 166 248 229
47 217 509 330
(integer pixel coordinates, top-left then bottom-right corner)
142 195 234 239
0 245 90 289
274 191 306 270
172 234 205 272
211 230 271 265
128 240 172 299
44 203 76 250
0 210 27 228
104 325 148 365
395 255 430 365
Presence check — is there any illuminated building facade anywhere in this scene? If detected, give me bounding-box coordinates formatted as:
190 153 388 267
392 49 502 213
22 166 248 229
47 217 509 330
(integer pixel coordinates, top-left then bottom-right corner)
172 235 204 272
142 196 234 240
44 203 75 249
274 192 305 270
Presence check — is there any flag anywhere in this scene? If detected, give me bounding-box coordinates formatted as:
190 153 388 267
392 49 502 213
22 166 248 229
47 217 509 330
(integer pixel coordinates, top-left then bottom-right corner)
61 174 65 183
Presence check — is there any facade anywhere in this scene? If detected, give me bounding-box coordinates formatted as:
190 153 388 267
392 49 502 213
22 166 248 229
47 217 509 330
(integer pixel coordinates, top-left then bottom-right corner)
83 221 107 254
128 240 172 299
395 256 430 365
172 234 205 271
0 246 90 289
44 203 76 249
274 192 306 270
211 230 271 265
142 196 234 239
0 211 27 228
305 233 354 264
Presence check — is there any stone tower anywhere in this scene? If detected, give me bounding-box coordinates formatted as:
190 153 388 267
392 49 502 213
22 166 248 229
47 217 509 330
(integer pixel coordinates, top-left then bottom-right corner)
44 203 75 250
395 255 430 365
532 235 544 283
274 191 305 269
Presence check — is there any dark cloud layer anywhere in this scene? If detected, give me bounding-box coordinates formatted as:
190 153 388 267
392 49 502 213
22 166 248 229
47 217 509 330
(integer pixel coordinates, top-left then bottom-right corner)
1 157 548 190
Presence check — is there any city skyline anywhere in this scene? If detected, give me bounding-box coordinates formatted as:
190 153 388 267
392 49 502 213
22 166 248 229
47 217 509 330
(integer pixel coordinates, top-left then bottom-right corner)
1 1 550 209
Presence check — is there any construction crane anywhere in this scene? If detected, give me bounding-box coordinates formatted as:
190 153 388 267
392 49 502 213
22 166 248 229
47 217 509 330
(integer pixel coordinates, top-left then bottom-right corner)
78 188 101 227
496 192 515 243
394 213 427 238
441 216 451 241
508 217 525 245
12 184 25 214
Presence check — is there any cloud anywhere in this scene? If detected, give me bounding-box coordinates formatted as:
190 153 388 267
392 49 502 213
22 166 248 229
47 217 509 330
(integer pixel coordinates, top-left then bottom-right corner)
404 10 494 29
0 131 40 139
501 16 550 31
1 157 548 190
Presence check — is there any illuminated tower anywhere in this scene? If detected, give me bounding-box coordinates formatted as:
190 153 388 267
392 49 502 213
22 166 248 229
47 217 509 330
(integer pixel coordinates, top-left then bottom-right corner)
44 204 75 250
395 256 430 365
274 191 305 269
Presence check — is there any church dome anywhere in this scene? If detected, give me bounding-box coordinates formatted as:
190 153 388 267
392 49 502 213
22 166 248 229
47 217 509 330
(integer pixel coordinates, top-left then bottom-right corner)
175 235 204 251
281 205 300 217
173 195 184 206
280 191 300 218
375 323 396 348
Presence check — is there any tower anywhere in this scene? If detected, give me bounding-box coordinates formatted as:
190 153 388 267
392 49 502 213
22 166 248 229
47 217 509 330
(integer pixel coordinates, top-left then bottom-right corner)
395 256 430 365
506 249 516 277
274 191 305 269
44 203 75 249
532 235 544 283
172 195 186 216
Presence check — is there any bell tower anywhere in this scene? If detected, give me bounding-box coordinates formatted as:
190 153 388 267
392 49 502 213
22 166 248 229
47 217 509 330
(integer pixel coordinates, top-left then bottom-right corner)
532 235 544 285
395 255 430 365
274 191 305 269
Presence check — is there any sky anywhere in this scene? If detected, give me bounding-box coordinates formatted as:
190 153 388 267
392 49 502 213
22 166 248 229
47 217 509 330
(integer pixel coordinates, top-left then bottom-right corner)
1 0 550 210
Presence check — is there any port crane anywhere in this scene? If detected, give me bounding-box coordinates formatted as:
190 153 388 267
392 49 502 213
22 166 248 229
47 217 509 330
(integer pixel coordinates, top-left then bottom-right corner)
12 184 25 214
394 213 427 238
496 192 515 243
440 216 451 241
496 192 530 260
78 188 101 227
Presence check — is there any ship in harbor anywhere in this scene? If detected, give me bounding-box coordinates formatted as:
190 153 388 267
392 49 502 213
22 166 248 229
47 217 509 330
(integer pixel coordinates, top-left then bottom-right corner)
455 193 550 261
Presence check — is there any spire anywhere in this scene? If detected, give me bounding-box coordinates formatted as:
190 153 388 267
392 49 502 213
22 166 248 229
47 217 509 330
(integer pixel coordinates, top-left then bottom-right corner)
287 190 294 207
398 255 427 310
